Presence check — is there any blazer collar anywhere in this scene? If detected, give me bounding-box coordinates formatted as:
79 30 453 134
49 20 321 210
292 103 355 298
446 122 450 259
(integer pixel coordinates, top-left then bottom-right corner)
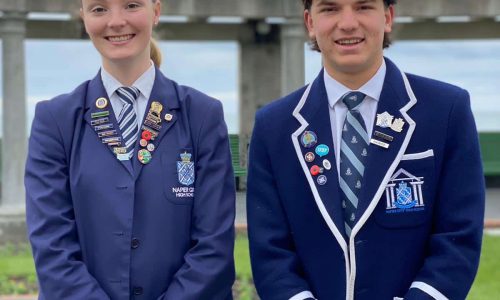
352 57 417 239
291 57 418 246
292 69 349 251
84 68 181 180
131 67 180 180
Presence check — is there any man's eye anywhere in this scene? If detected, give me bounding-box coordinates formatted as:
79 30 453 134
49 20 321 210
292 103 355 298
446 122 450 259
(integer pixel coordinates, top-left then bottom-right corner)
127 3 141 9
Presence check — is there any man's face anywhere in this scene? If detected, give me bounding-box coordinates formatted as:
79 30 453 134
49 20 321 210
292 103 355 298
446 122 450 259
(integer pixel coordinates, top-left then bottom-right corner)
305 0 393 79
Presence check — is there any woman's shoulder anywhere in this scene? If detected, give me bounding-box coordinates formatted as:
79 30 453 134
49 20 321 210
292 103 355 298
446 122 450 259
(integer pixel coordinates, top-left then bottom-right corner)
36 80 90 113
175 83 220 108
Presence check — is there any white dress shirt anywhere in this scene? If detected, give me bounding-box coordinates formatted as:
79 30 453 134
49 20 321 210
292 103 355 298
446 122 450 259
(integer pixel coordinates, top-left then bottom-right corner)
101 61 155 129
324 60 386 175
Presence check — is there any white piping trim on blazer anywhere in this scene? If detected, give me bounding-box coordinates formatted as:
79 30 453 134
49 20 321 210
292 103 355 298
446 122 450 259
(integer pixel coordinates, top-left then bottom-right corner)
401 149 434 160
347 70 418 299
291 83 351 300
289 290 316 300
410 281 449 300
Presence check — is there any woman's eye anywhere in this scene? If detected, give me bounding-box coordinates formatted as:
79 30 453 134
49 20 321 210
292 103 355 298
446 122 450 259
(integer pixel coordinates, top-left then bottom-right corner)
91 6 106 13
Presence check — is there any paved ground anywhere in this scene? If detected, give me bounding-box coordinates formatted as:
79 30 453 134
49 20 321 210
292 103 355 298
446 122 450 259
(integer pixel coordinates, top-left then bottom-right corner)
236 188 500 225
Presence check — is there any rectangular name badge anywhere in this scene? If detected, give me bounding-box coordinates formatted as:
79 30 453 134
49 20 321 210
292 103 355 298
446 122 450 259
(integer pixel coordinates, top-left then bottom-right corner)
370 138 389 149
117 153 130 161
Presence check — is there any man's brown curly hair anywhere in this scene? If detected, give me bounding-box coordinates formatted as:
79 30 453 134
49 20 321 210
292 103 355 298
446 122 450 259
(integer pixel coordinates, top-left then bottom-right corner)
302 0 397 51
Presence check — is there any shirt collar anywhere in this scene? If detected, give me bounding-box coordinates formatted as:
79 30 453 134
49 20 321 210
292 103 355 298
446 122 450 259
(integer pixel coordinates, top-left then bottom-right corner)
324 59 386 108
101 60 156 100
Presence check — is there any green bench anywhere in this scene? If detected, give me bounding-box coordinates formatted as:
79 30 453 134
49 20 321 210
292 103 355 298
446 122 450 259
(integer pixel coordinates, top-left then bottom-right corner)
479 132 500 176
229 134 247 189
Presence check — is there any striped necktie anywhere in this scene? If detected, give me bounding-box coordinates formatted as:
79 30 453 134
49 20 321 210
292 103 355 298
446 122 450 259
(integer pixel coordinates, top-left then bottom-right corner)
339 91 369 238
116 86 140 158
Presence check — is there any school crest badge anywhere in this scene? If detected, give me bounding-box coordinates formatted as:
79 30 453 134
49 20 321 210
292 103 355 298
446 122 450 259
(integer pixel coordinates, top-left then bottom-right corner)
177 152 195 186
385 168 425 214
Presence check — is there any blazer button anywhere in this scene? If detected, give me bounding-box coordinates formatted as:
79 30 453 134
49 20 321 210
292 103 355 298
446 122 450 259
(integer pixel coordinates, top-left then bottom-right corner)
131 238 140 249
133 286 143 295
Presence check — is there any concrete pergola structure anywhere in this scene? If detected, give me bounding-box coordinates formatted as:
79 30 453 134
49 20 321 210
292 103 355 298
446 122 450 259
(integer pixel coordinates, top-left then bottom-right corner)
1 0 500 242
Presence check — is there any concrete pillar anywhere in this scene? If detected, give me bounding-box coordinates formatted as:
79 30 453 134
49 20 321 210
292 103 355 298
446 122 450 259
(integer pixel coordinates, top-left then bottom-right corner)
0 11 28 244
238 21 282 189
280 18 306 96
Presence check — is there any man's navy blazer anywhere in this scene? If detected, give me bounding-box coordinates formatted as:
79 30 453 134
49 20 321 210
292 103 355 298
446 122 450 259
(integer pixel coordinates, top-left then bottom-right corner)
25 69 235 300
247 58 485 300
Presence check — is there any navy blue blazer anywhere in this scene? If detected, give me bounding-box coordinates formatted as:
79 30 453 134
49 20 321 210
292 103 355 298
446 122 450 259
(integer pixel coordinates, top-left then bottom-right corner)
247 58 485 300
25 69 235 300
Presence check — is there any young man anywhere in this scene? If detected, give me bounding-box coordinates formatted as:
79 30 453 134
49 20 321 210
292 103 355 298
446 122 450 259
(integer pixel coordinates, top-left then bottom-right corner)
247 0 485 299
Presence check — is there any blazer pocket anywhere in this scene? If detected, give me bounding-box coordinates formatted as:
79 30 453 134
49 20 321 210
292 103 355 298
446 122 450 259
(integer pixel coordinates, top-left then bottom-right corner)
161 153 195 206
401 149 434 161
374 151 435 229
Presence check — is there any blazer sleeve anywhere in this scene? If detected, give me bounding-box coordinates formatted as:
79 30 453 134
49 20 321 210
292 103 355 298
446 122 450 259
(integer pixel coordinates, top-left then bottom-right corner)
25 102 110 299
247 111 316 300
404 89 485 300
160 100 236 300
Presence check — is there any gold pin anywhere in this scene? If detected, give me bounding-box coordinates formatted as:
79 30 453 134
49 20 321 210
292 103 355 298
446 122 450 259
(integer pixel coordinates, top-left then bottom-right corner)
95 97 108 109
165 113 173 122
150 101 163 116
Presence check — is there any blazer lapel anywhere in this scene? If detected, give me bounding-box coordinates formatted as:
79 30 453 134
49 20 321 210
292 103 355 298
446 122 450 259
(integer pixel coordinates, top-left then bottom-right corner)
292 70 348 246
132 69 180 180
84 71 134 176
353 58 417 234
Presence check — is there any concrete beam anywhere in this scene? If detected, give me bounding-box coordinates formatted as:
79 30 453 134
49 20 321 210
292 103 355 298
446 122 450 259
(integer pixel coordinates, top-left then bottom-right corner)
24 20 254 41
393 19 500 40
21 18 500 41
2 0 500 18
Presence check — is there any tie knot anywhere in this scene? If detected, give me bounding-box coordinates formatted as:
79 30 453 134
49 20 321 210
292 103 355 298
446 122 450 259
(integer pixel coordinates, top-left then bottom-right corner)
342 91 366 111
116 86 140 105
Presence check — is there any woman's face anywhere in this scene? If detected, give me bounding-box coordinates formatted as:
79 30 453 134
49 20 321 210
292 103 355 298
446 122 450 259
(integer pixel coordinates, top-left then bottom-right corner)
80 0 161 66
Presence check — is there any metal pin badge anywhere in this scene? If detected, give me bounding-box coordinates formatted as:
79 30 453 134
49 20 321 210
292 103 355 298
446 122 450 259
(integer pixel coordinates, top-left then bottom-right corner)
370 138 389 149
95 97 108 109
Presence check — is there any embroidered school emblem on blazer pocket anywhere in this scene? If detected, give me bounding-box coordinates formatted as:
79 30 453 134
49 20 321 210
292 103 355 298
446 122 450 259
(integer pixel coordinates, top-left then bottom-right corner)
161 151 195 205
177 151 195 186
375 151 436 228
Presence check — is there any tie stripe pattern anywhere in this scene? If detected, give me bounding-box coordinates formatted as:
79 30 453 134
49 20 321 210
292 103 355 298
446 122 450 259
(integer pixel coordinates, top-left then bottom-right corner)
116 86 140 158
340 91 369 238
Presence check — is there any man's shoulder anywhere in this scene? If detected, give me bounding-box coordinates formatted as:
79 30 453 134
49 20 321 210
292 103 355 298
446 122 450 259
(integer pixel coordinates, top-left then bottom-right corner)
256 85 309 123
406 73 467 98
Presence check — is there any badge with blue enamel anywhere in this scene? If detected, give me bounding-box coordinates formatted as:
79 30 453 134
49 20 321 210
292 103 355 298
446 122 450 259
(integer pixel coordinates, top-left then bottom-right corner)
177 151 195 186
301 131 318 148
385 168 425 214
315 144 329 157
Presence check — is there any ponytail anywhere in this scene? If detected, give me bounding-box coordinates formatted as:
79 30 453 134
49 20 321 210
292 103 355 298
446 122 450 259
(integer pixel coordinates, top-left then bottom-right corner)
150 38 162 67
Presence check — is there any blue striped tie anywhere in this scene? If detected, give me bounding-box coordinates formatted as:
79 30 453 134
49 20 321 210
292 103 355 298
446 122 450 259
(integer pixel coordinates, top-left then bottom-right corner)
340 91 369 238
116 86 140 158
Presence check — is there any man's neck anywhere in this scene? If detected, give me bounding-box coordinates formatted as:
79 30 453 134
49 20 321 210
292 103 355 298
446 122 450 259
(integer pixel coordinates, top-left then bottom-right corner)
324 57 384 90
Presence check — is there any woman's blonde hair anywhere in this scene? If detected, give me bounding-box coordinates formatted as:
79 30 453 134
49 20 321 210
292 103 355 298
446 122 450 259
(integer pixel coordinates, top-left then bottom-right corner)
150 38 162 67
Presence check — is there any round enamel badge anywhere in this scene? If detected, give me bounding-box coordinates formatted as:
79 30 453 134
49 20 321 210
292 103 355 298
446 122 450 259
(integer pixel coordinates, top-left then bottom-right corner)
95 97 108 109
138 149 152 164
301 131 318 148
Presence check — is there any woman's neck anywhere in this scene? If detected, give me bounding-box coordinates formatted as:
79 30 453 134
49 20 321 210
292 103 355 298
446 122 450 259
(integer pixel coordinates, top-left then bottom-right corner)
102 57 151 86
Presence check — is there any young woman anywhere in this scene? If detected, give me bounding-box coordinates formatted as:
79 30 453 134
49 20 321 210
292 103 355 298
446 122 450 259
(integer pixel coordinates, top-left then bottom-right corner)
25 0 235 299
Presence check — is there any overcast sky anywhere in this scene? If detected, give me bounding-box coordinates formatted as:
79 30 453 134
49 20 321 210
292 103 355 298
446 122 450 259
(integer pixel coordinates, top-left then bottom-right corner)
0 39 499 134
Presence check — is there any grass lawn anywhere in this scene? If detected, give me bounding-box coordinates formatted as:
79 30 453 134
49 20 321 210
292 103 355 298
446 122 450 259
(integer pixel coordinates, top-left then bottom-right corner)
467 234 500 299
1 234 498 299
